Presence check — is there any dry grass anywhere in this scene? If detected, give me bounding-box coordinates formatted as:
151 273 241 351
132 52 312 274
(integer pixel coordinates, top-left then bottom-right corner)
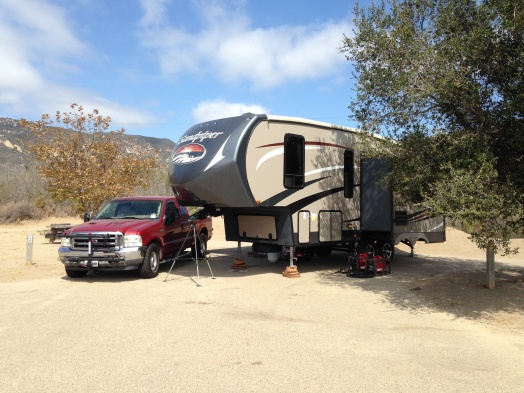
0 200 76 223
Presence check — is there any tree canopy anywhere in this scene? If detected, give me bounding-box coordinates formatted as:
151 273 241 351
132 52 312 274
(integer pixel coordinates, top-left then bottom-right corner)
21 104 161 215
341 0 524 254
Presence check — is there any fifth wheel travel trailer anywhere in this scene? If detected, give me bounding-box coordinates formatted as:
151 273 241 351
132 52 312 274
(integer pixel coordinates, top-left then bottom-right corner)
168 113 445 268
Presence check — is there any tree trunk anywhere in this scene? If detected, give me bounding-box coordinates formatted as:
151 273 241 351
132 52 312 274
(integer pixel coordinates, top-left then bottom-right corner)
486 245 495 289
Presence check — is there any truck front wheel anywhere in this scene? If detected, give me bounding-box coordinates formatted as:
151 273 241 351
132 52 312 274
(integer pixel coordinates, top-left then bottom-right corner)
139 243 160 278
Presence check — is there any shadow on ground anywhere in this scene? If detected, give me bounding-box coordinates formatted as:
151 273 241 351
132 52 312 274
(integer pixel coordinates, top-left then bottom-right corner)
310 249 524 329
202 246 524 329
62 244 524 330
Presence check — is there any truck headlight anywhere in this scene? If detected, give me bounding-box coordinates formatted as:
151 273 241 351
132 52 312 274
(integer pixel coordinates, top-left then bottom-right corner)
123 235 142 247
61 237 71 247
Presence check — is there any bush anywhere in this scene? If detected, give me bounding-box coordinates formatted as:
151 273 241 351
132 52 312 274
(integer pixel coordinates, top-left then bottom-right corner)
34 196 47 209
0 200 77 224
0 201 45 223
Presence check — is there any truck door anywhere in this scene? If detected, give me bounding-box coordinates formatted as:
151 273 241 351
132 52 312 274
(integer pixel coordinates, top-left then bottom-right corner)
163 200 185 256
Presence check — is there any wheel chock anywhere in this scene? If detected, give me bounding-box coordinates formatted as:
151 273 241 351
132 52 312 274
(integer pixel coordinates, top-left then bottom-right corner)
231 258 247 270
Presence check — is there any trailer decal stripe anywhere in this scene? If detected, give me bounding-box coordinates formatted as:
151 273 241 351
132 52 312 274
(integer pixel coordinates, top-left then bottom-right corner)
305 165 343 177
256 147 284 171
204 136 230 172
407 211 430 223
256 146 320 171
287 187 344 214
256 141 349 150
259 178 326 206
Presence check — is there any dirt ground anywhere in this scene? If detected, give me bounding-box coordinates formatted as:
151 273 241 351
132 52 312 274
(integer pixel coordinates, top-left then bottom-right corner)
1 216 524 392
1 216 523 333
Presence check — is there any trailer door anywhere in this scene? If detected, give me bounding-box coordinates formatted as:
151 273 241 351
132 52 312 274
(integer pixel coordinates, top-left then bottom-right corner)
319 211 342 242
298 210 310 244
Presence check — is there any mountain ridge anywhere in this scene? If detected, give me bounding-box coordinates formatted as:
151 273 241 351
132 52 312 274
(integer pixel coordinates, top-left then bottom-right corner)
0 117 176 166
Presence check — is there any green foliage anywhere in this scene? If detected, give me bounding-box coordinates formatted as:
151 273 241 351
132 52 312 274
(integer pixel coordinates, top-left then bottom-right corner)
34 195 47 209
342 0 524 254
21 104 163 216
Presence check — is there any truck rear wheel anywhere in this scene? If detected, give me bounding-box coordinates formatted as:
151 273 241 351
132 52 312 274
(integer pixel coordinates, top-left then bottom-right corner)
192 232 207 258
139 243 160 278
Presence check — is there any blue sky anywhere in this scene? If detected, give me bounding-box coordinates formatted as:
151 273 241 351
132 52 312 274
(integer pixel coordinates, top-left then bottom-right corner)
0 0 359 141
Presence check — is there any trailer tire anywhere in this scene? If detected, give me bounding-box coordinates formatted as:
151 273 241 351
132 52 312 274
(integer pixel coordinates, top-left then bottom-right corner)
379 242 394 260
299 247 315 260
360 243 375 256
315 246 332 258
252 243 282 253
65 268 87 278
138 243 160 278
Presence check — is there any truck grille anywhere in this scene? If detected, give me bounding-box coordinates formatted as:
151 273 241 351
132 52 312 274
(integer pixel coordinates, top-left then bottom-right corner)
70 232 122 251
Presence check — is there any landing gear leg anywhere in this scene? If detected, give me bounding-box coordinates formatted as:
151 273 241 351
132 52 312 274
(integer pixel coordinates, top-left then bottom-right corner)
401 240 416 257
283 246 300 278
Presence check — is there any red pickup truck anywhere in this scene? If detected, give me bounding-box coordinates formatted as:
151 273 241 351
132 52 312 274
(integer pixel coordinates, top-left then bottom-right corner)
58 196 212 278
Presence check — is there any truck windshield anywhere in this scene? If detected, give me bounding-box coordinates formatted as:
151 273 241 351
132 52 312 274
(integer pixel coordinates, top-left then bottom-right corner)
94 200 162 220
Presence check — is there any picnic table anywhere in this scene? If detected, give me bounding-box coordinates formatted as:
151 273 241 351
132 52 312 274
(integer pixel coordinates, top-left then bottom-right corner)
44 223 73 243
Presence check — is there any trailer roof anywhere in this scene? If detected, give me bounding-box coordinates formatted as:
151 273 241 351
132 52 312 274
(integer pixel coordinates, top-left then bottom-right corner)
265 114 386 140
266 114 360 133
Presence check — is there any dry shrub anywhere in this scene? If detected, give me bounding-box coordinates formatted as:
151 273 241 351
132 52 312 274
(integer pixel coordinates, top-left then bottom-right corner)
0 201 45 223
0 200 77 224
44 201 76 218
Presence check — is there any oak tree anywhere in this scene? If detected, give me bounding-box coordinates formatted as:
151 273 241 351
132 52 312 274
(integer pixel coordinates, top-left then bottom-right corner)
21 104 161 215
341 0 524 254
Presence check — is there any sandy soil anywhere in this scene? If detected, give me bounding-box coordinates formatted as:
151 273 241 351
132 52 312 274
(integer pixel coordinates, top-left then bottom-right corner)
1 217 524 392
1 216 523 333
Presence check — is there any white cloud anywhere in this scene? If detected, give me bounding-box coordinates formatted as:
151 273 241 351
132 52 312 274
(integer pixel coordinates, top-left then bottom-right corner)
0 0 82 107
138 1 351 89
192 100 268 123
139 0 171 27
0 0 154 127
38 85 156 128
0 0 87 56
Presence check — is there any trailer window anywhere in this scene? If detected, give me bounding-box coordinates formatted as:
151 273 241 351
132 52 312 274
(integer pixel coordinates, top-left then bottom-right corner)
344 150 354 198
284 134 305 189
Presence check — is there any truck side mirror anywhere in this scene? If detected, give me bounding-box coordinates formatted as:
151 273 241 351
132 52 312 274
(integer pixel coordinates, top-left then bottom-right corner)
83 212 91 222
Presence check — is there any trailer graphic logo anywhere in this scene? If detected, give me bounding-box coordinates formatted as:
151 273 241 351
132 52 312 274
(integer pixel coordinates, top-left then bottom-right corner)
172 143 206 164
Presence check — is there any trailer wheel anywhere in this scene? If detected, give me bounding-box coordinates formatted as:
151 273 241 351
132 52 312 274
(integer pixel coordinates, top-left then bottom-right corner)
379 242 394 260
363 243 376 256
315 246 332 258
252 243 282 253
65 268 87 278
300 247 315 260
138 243 160 278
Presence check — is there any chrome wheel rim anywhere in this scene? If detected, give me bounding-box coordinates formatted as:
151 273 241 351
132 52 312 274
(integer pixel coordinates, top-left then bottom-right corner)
150 253 159 272
382 243 393 259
